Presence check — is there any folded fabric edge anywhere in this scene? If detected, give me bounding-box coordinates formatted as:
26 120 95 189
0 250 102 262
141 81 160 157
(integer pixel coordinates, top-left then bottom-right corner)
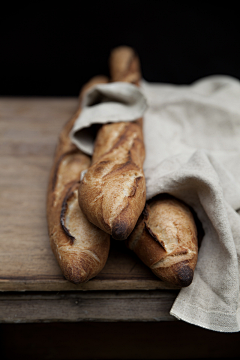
69 81 148 156
170 299 240 333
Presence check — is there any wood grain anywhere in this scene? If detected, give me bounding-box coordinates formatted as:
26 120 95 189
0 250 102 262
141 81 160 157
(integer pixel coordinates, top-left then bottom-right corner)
0 98 179 291
0 290 178 323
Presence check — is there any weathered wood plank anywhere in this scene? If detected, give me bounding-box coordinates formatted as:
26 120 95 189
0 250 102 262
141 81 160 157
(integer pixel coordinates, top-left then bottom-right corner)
0 279 178 292
0 290 178 323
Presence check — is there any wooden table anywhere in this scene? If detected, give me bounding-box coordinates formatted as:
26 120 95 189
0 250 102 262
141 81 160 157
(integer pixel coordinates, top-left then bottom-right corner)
0 96 177 309
1 98 239 360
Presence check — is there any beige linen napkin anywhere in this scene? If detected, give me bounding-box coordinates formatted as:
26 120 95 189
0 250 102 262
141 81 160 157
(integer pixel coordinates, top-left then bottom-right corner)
70 82 147 155
71 76 240 332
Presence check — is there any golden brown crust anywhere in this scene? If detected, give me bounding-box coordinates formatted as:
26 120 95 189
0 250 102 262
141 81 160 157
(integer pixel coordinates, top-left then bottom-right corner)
78 120 146 240
109 46 141 85
78 47 146 240
126 195 198 287
47 76 111 284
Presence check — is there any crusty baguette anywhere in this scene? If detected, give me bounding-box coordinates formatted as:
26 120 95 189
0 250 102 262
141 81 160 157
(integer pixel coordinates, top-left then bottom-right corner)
126 195 198 287
78 47 146 240
47 76 111 284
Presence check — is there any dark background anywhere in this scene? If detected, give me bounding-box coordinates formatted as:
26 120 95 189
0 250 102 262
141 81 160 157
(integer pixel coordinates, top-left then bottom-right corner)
1 2 240 96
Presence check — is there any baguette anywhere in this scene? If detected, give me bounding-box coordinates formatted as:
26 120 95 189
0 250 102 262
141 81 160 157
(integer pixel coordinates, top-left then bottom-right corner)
126 195 198 287
47 76 111 284
78 47 146 240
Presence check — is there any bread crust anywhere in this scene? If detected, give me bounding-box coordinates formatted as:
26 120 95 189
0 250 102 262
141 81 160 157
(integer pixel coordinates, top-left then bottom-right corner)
78 47 146 240
47 76 111 284
127 195 198 287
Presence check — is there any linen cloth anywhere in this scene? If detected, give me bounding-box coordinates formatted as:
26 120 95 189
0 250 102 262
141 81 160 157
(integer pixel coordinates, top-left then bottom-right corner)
70 76 240 332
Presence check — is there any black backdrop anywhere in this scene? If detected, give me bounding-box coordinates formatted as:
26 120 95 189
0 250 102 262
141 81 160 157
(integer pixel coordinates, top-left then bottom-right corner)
1 2 240 96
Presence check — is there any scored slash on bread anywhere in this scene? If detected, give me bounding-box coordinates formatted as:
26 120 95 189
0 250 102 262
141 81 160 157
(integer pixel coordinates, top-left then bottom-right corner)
126 195 198 287
78 120 146 240
47 76 111 284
